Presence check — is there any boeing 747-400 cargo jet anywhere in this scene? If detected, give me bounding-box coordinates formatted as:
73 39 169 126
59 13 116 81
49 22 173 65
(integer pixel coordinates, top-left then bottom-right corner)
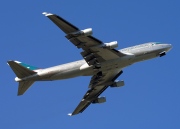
7 12 172 116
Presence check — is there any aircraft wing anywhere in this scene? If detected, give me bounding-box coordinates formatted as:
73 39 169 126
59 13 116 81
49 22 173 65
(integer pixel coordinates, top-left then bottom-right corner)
69 70 123 116
43 12 126 115
43 12 127 66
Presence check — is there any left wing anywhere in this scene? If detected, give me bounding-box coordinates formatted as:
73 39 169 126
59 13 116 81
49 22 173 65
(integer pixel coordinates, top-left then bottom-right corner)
42 12 128 67
69 70 123 116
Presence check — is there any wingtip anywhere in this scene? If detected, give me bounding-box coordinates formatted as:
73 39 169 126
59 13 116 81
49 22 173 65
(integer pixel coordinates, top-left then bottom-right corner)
68 113 72 116
17 92 23 96
42 12 53 16
7 60 14 65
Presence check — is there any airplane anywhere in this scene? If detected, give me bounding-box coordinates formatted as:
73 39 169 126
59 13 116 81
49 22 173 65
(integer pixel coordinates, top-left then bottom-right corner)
7 12 172 116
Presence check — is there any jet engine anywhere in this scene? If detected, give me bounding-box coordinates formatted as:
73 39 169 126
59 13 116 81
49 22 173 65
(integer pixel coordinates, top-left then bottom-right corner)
92 97 106 104
104 41 118 49
67 28 92 38
110 80 124 87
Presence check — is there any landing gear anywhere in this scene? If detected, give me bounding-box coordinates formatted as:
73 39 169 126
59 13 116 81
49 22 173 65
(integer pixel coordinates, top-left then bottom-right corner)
159 51 166 57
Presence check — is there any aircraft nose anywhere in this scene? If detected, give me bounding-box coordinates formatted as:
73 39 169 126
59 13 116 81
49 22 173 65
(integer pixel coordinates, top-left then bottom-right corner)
166 44 172 52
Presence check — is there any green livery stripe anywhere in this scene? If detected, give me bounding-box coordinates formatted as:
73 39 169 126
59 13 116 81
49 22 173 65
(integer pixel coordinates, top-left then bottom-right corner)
20 63 39 70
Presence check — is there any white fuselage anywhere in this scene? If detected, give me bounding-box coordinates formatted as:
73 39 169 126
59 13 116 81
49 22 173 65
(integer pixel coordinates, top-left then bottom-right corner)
18 42 172 82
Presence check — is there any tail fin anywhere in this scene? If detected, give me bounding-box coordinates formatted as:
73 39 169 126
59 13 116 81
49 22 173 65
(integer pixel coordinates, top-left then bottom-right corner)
7 60 39 78
7 60 39 95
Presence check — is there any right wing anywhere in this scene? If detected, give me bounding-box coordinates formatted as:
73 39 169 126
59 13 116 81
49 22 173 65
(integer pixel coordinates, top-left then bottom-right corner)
69 70 123 116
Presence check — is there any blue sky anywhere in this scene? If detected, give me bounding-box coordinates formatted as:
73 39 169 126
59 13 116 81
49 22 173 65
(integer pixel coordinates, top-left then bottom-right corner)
1 0 179 129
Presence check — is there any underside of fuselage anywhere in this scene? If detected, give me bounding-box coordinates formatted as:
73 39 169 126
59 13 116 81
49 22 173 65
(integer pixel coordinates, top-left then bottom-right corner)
36 43 171 81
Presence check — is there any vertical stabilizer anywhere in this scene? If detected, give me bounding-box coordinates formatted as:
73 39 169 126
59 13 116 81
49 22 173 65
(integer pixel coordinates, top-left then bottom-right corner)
7 60 37 78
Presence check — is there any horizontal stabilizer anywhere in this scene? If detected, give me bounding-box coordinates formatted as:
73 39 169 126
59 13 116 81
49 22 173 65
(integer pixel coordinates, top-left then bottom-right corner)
18 81 35 96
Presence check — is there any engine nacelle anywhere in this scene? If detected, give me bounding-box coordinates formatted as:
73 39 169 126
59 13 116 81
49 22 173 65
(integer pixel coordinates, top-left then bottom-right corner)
104 41 118 49
92 97 106 104
68 28 92 38
15 77 22 82
81 28 93 36
110 80 124 88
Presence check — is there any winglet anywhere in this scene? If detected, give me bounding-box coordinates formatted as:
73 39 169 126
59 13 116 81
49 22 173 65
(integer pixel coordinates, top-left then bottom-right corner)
67 113 72 116
42 12 53 16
